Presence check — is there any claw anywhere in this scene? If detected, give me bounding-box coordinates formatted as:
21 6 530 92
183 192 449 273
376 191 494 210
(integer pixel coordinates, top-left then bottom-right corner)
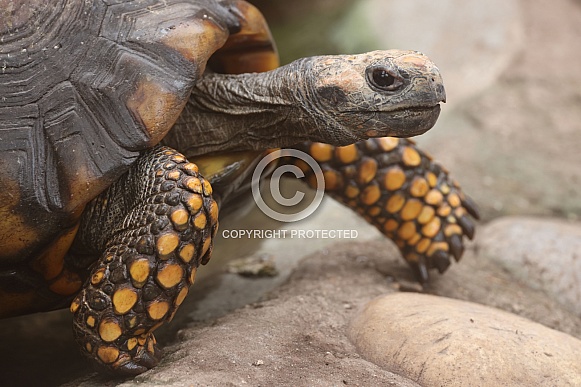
461 195 480 220
136 344 162 369
458 215 475 240
415 257 430 283
449 234 464 261
112 342 162 376
431 250 451 273
115 362 149 376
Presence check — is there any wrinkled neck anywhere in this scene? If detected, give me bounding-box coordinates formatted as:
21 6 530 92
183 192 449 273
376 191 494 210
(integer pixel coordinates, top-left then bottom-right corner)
164 58 322 158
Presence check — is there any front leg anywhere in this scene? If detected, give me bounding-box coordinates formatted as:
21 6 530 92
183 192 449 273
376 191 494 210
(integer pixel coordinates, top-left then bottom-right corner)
69 146 218 375
293 138 479 282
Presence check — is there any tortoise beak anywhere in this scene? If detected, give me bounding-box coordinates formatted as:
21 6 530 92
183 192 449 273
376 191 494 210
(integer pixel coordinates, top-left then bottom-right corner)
437 84 447 104
431 67 446 104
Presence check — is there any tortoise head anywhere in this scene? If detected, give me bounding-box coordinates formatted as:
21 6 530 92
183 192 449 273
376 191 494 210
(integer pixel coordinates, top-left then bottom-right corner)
302 50 446 144
169 49 446 157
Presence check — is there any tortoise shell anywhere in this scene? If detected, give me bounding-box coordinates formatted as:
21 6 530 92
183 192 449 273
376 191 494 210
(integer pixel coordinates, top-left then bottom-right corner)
0 0 277 317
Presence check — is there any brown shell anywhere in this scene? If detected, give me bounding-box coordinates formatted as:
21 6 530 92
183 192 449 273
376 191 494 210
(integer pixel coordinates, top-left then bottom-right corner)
0 0 277 316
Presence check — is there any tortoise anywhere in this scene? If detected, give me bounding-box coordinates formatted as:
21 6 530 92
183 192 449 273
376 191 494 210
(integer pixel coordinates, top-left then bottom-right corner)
0 0 478 375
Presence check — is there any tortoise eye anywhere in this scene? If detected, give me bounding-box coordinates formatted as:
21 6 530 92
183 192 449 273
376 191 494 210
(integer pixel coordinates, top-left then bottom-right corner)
366 66 403 92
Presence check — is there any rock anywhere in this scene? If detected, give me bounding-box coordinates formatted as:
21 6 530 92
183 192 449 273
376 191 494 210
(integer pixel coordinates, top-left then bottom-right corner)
349 293 581 387
427 245 581 339
477 216 581 316
3 238 581 386
420 0 581 221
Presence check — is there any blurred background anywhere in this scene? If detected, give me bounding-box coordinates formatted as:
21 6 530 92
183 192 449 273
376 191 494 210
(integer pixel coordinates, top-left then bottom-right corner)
250 0 581 221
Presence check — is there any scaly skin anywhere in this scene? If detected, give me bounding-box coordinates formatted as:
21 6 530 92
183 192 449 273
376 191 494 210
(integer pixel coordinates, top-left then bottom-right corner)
70 146 218 374
291 137 479 282
0 0 459 377
165 50 446 157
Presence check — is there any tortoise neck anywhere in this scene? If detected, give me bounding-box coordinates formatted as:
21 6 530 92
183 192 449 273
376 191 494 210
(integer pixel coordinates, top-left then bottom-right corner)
165 58 322 157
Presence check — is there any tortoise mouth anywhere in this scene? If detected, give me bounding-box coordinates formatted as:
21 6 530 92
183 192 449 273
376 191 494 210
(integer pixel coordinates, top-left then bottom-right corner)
357 104 442 139
382 103 441 117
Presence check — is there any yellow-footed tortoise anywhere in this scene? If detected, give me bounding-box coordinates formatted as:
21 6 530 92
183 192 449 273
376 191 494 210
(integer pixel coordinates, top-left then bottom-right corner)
0 0 478 375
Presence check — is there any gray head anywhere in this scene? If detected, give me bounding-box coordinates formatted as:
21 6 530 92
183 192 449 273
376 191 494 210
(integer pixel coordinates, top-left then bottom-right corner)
300 50 446 145
168 50 446 156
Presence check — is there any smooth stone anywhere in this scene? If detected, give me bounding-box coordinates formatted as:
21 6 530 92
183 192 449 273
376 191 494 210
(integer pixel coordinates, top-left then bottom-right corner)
477 216 581 315
349 293 581 386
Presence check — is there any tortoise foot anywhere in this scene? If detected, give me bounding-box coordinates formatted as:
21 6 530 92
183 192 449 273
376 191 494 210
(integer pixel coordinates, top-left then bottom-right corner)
70 146 218 375
112 333 162 376
293 137 480 282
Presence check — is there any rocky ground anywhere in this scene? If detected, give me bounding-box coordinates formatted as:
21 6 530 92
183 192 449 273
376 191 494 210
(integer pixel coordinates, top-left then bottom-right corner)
2 0 581 385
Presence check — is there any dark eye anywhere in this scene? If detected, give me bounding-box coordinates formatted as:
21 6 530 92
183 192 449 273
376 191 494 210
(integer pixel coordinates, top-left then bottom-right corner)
366 66 403 92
